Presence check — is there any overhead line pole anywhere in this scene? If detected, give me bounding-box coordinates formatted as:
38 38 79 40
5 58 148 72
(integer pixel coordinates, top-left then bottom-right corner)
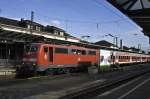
30 11 34 34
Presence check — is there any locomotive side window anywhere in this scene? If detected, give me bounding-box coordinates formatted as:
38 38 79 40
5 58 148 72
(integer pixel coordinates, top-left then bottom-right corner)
44 47 48 53
55 48 68 54
71 49 86 55
77 50 82 55
71 49 77 54
81 50 86 55
88 51 96 55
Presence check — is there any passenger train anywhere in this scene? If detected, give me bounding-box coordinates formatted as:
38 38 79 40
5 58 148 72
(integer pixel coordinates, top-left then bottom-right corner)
18 43 150 76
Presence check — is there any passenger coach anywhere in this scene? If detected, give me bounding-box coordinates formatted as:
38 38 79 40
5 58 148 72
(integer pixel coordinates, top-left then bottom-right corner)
99 48 150 71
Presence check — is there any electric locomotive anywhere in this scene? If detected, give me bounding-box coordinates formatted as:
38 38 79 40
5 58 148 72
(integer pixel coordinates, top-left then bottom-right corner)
19 43 99 76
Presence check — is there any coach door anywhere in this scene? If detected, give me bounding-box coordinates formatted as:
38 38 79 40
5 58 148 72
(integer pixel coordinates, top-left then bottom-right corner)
49 47 53 63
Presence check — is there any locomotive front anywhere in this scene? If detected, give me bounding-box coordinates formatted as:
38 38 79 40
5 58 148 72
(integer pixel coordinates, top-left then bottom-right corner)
18 43 40 76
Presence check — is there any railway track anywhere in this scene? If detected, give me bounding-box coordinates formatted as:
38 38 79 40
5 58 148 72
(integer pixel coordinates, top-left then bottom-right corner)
0 72 87 88
60 64 150 99
0 63 148 82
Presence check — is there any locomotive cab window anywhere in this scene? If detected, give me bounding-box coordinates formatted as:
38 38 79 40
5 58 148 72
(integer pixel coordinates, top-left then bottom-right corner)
25 45 38 53
25 45 30 53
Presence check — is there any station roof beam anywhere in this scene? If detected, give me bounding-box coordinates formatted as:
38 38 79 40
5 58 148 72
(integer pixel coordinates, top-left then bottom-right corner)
107 0 150 42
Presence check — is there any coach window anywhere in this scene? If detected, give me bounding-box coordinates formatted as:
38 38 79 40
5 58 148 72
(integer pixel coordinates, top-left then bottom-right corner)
132 57 134 59
117 56 120 59
55 48 68 54
113 56 116 59
119 56 121 59
100 56 104 62
111 55 115 59
111 55 113 59
121 56 122 59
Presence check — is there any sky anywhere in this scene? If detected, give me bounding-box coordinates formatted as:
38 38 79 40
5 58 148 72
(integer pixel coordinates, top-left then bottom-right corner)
0 0 149 51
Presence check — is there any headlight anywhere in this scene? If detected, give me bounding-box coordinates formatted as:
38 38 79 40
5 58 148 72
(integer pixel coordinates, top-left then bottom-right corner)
23 58 27 61
33 63 36 66
29 58 37 62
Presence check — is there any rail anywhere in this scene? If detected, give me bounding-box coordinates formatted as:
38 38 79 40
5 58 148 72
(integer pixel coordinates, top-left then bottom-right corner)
60 65 150 99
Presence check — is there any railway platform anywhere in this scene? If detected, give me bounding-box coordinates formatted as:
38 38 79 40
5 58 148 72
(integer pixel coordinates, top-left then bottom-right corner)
0 66 16 80
0 64 149 99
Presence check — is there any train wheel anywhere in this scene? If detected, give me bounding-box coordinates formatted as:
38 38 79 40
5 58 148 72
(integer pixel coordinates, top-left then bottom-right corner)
45 69 53 76
63 68 71 74
57 68 65 74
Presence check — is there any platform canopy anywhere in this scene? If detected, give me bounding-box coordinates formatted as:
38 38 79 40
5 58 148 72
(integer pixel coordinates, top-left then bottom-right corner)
107 0 150 42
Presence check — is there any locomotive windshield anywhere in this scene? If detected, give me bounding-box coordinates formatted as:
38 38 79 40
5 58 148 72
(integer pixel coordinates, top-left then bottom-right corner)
25 44 38 53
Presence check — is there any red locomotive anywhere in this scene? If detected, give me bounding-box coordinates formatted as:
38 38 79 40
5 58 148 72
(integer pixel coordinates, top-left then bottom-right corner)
20 43 99 75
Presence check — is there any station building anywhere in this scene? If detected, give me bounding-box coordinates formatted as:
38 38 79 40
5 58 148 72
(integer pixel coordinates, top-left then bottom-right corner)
0 17 81 67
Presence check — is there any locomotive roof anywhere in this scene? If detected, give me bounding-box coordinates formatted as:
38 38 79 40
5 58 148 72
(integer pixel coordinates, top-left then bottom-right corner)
29 43 97 50
100 47 150 55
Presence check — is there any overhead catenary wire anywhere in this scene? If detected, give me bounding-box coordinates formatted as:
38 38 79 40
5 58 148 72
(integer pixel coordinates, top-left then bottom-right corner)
90 0 125 19
34 11 131 38
90 0 143 31
34 11 141 43
35 11 129 25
